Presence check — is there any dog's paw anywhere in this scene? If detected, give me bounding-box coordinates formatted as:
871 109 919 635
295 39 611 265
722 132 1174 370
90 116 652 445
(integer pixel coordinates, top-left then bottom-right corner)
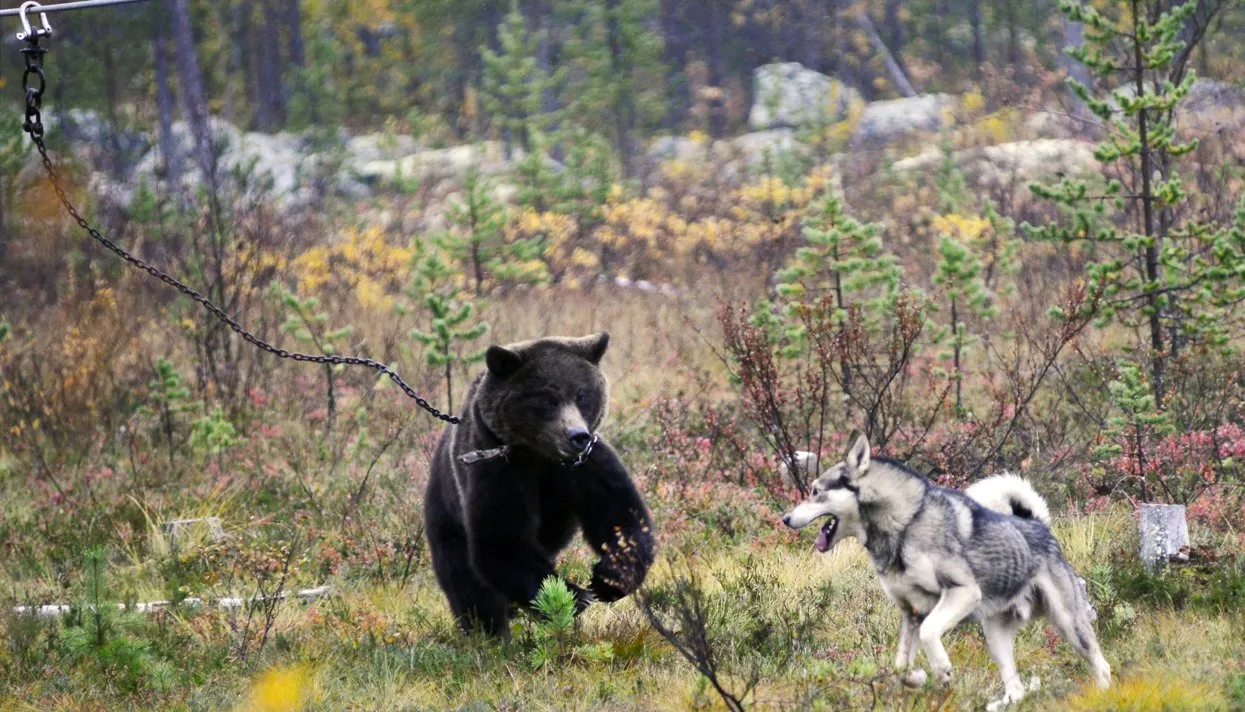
900 668 928 688
986 681 1030 711
932 666 953 687
986 696 1019 712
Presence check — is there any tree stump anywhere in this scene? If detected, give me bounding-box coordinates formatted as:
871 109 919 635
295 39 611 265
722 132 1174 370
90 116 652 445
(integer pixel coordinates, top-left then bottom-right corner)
1139 503 1189 571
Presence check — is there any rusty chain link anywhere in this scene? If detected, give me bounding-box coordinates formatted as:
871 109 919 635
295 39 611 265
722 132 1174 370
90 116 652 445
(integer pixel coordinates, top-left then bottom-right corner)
17 30 460 425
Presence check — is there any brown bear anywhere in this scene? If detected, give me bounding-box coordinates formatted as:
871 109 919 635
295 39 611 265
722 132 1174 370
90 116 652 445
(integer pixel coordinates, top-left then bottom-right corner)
423 332 655 635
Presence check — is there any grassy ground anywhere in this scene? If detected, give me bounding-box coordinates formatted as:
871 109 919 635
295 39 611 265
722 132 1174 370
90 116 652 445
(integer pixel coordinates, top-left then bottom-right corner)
2 288 1244 710
3 506 1243 711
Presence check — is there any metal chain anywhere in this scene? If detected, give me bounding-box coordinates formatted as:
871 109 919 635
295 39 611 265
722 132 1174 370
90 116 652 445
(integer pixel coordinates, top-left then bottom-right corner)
459 431 600 469
20 37 47 139
17 35 460 425
565 431 600 469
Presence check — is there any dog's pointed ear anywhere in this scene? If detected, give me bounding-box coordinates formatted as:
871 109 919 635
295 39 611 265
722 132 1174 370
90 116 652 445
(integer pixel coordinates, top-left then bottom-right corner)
486 345 524 379
844 430 871 474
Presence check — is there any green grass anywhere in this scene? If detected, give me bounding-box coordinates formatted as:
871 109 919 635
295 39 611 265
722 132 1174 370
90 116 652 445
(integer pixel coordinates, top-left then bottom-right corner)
2 515 1243 711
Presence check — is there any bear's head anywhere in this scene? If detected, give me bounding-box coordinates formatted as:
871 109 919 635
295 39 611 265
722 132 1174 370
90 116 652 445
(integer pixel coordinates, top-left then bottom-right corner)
475 332 611 462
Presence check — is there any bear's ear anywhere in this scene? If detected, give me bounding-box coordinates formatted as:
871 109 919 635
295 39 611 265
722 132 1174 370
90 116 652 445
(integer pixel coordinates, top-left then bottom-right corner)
485 346 524 379
584 332 610 364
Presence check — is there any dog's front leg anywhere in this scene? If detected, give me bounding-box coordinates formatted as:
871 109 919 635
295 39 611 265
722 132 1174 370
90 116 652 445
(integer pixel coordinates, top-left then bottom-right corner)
894 612 927 687
918 584 982 686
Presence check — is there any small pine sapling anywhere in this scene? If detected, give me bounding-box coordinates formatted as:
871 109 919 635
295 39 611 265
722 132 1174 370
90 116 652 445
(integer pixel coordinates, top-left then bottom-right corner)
446 169 506 295
144 358 195 466
774 189 902 412
547 127 616 251
931 229 996 418
447 170 547 292
401 242 488 412
188 406 240 474
1095 361 1176 503
526 576 614 670
58 547 173 691
776 190 902 345
273 285 353 439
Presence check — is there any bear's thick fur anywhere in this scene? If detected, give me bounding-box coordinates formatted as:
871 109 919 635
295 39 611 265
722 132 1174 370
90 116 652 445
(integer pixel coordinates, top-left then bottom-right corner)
424 332 655 635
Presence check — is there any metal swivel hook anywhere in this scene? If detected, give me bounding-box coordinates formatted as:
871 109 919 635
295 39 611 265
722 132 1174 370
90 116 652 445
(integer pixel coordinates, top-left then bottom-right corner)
17 1 53 42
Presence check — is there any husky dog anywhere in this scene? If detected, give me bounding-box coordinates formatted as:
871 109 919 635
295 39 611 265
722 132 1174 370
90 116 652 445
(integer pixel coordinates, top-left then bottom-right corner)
782 432 1110 710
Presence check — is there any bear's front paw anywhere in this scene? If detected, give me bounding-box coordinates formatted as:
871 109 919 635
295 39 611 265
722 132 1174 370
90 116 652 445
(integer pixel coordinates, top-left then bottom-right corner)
591 554 647 603
565 582 596 615
589 573 629 603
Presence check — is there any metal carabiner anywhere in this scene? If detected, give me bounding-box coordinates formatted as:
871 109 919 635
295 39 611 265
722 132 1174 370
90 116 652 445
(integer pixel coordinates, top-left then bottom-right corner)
17 1 54 42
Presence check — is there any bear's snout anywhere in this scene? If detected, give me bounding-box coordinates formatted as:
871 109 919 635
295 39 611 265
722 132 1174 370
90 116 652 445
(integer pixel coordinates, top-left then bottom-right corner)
568 427 592 450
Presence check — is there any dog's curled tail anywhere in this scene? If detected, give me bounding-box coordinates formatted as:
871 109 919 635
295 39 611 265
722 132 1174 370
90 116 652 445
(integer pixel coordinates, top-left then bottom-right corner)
965 473 1052 525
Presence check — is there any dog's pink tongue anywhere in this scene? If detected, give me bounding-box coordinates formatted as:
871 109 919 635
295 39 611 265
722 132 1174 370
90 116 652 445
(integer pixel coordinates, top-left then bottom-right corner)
814 527 830 553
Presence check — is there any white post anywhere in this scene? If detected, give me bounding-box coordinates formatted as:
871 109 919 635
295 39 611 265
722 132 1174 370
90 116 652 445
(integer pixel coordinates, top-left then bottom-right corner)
1139 503 1190 572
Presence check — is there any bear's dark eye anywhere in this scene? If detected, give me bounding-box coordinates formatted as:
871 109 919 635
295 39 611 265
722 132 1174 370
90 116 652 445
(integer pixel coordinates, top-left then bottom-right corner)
575 390 592 409
524 393 558 412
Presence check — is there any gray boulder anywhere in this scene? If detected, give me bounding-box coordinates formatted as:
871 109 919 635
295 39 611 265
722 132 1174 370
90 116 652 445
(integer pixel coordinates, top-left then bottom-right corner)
356 142 513 188
126 118 330 208
42 108 150 175
1179 78 1245 132
646 135 709 164
1183 78 1245 112
718 128 804 166
893 138 1098 188
852 94 957 147
345 132 420 165
749 62 861 130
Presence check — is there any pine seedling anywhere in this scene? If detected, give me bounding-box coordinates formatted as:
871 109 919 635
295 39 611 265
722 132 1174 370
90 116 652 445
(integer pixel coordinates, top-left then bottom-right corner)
401 241 488 412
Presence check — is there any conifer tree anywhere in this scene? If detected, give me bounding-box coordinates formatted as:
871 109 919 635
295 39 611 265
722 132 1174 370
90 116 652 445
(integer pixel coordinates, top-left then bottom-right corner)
401 242 489 412
514 130 563 214
515 126 616 273
1095 360 1173 502
59 547 174 690
274 286 352 439
776 190 903 337
481 3 561 157
774 190 903 400
447 169 548 293
931 232 995 417
559 0 666 175
447 169 508 296
1028 0 1245 402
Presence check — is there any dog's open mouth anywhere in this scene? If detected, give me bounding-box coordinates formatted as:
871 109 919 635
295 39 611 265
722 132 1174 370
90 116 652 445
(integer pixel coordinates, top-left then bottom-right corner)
814 516 839 553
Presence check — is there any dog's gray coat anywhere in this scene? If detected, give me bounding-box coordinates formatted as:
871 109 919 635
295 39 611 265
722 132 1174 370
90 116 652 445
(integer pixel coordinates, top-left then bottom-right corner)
783 433 1111 709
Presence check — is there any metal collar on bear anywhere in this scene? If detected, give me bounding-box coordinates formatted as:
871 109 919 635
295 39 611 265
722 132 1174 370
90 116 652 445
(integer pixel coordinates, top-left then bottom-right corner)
458 445 511 465
458 431 600 469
